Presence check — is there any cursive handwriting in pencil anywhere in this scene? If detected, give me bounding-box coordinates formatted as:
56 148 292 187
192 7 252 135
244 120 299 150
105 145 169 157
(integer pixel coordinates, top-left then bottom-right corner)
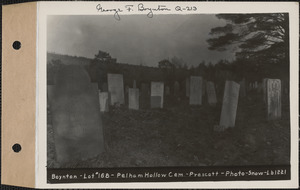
96 4 123 21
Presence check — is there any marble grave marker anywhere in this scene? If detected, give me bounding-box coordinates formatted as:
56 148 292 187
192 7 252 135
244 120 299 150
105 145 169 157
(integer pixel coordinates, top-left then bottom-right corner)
107 73 125 105
219 81 240 129
189 76 202 105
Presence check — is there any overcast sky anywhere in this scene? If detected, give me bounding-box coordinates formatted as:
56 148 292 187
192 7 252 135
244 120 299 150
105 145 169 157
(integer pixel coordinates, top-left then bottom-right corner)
47 15 234 67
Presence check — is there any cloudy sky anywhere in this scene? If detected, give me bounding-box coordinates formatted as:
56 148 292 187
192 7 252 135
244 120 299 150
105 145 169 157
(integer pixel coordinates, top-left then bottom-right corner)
47 14 234 67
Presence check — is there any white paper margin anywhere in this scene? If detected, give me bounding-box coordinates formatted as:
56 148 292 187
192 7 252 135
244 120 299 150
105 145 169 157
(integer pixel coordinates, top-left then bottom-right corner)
36 1 299 189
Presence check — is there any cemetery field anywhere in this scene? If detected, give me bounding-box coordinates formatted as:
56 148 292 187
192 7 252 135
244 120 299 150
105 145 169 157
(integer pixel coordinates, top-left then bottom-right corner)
47 92 290 168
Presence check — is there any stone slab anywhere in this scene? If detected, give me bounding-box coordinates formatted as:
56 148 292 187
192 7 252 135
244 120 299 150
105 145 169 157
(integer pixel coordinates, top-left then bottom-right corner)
189 76 202 105
51 66 104 164
107 73 125 105
99 92 109 112
151 82 164 108
206 81 217 106
267 79 281 120
219 81 240 129
129 88 139 110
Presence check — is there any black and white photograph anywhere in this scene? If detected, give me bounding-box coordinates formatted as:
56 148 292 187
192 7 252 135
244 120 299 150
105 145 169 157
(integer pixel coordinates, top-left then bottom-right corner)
45 4 294 184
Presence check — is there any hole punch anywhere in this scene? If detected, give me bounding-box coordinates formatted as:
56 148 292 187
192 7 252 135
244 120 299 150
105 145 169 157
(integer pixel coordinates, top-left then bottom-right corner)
12 143 22 153
12 41 21 50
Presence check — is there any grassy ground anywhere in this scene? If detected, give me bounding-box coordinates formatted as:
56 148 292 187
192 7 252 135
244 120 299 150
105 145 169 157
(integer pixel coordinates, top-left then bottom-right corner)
47 91 290 168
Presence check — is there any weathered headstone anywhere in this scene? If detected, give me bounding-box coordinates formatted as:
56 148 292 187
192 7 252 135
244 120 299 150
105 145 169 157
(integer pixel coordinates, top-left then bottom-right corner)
219 81 240 129
239 79 246 98
186 78 190 97
151 82 164 108
189 76 202 105
267 79 281 120
129 88 139 110
51 66 104 164
206 81 217 106
174 81 180 96
107 73 125 105
99 92 109 112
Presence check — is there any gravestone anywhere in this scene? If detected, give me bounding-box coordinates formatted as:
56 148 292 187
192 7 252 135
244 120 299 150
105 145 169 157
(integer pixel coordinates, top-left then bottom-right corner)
51 66 104 164
262 78 268 104
133 80 136 88
107 73 125 105
129 88 139 110
219 81 240 129
99 92 109 112
206 81 217 106
189 76 202 105
239 79 246 98
174 81 180 96
186 78 190 97
267 79 281 120
151 82 164 108
102 82 108 92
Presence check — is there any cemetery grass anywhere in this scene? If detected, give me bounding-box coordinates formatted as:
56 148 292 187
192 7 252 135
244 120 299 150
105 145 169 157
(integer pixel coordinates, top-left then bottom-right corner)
47 92 290 168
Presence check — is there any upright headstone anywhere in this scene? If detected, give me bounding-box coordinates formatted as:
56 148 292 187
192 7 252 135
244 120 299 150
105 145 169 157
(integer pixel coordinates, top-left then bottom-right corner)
174 81 180 96
189 76 202 105
107 73 125 105
128 88 139 110
133 80 136 88
239 79 246 98
219 81 240 129
262 78 268 104
186 78 190 97
267 79 281 120
151 82 164 108
206 81 217 106
51 66 104 164
99 92 109 112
